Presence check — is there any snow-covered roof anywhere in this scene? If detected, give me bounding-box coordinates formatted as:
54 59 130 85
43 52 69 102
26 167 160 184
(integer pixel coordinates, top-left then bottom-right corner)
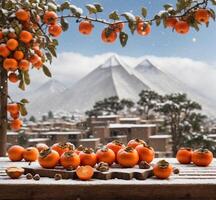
41 131 81 135
119 117 140 121
149 135 171 139
97 115 119 119
28 138 50 142
79 138 100 142
109 123 156 129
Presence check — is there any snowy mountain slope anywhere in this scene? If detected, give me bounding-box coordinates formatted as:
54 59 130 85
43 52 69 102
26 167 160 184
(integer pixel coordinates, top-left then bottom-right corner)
55 55 151 112
135 59 216 116
26 79 66 116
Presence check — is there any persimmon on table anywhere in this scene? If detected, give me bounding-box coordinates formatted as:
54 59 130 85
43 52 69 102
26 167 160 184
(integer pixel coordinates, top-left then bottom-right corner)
0 157 216 200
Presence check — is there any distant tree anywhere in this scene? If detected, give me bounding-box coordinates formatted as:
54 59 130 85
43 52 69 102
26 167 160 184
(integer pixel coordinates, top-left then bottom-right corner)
42 115 47 121
137 90 162 119
17 131 28 147
48 111 54 119
86 96 124 117
120 99 135 113
29 116 36 122
156 93 203 154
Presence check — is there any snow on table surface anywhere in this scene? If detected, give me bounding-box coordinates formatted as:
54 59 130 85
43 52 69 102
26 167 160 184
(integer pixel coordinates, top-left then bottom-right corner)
1 157 216 186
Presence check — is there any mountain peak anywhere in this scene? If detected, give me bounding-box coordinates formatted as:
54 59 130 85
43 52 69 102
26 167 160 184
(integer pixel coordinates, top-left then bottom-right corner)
100 54 122 68
136 59 161 74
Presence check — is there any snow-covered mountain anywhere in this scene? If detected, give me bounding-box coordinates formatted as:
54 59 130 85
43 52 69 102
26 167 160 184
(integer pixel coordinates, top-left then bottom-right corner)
54 55 151 112
22 55 216 117
26 79 66 116
135 59 216 116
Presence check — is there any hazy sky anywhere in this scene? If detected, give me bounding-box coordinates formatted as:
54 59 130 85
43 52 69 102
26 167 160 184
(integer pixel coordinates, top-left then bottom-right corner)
56 0 216 61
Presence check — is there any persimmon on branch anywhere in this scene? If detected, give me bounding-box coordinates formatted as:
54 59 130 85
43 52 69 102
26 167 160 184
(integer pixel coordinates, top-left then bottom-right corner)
0 0 215 132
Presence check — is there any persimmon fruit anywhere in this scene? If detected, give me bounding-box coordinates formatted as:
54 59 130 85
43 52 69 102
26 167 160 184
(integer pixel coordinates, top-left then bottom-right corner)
3 58 18 71
79 21 94 35
19 31 33 43
10 111 20 119
16 9 30 21
23 147 39 162
10 119 22 131
48 24 62 37
79 148 97 167
96 146 115 165
60 151 80 169
43 11 58 25
7 145 24 161
8 73 19 83
153 160 173 179
7 103 20 114
176 147 193 164
19 59 30 71
36 143 49 152
110 22 124 33
192 148 213 167
137 22 151 36
51 142 71 156
38 148 60 168
6 167 24 179
135 144 155 164
127 138 146 149
106 140 125 157
175 21 190 34
194 9 210 23
76 165 94 181
6 39 18 51
0 44 10 58
165 17 178 28
101 28 117 43
117 147 139 168
14 50 24 60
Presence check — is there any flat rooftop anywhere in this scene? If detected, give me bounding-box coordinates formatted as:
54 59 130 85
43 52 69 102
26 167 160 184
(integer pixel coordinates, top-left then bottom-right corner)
109 123 156 129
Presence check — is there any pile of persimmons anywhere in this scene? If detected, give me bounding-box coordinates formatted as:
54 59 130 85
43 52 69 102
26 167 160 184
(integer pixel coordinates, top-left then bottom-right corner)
6 139 214 181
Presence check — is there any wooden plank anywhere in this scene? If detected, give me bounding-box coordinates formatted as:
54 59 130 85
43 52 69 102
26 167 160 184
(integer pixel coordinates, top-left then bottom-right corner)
23 165 154 180
1 184 216 200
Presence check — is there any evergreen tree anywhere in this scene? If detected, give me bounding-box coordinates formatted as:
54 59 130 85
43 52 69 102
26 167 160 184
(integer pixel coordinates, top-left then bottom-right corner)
29 116 36 122
48 111 54 119
137 90 162 119
156 93 203 154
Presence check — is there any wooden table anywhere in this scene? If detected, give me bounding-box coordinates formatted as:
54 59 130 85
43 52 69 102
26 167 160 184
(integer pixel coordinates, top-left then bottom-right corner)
0 157 216 200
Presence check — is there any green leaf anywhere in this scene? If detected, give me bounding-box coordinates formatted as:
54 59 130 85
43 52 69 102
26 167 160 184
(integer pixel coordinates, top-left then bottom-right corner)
141 7 147 18
23 71 30 85
211 0 216 5
42 65 52 77
163 4 173 10
45 52 52 64
47 45 57 57
70 5 83 17
20 99 29 104
60 17 69 31
119 32 128 47
128 21 136 34
94 4 103 12
121 12 136 22
154 15 161 26
60 1 70 11
18 80 25 91
86 4 97 14
18 103 28 116
109 11 120 20
209 9 216 21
